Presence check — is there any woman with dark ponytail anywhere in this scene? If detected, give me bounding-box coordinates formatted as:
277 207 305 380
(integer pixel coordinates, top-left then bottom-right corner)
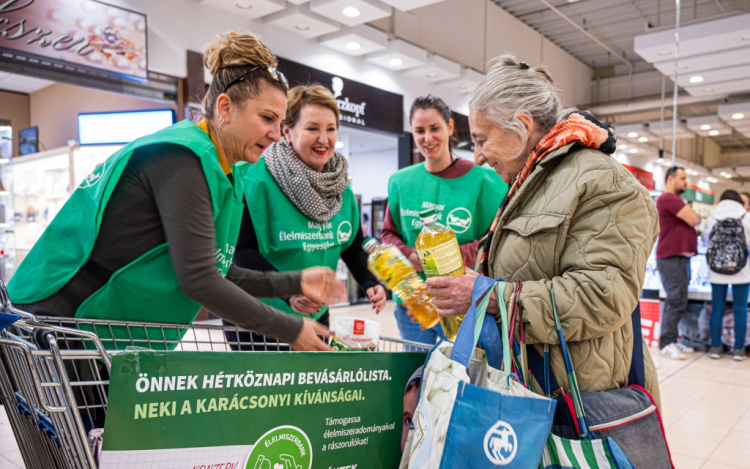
381 94 507 344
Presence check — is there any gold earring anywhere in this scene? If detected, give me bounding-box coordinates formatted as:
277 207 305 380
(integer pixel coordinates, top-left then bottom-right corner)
219 116 225 125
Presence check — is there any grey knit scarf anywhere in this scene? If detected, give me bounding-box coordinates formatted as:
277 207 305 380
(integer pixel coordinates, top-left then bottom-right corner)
264 139 349 223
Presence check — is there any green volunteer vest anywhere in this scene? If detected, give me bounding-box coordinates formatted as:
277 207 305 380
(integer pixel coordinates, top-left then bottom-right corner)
8 120 244 349
240 158 359 320
387 162 507 304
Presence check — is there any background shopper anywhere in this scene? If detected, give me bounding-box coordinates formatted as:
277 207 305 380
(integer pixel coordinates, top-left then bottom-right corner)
381 95 507 344
656 166 701 360
741 192 750 212
7 31 335 352
227 84 386 348
423 55 660 404
702 189 750 361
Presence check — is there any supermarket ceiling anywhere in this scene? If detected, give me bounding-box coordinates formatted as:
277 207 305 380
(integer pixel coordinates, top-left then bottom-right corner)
491 0 750 161
490 0 748 71
0 72 54 94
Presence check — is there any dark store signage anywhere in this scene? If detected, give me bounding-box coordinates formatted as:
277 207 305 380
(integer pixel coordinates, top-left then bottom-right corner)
452 111 472 151
277 57 404 135
0 0 148 79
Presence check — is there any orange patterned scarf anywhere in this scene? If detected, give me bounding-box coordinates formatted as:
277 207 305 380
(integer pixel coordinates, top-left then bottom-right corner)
479 111 617 275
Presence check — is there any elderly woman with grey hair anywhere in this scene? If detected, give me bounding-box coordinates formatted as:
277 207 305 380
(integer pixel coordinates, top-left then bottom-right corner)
425 55 661 404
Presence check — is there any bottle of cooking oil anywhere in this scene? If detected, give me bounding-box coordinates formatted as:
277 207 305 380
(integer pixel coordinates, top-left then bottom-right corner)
415 208 465 341
362 238 440 330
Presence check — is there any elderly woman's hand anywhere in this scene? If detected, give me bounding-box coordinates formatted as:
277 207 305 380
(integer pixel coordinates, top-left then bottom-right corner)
426 269 480 317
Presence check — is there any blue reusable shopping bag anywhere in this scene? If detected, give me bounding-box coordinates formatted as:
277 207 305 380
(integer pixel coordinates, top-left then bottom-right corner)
0 312 19 331
438 276 556 469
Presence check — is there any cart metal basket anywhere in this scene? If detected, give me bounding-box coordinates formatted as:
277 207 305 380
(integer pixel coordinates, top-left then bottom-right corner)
0 281 429 469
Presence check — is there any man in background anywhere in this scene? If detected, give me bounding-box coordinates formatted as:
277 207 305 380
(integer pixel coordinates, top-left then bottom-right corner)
657 167 702 360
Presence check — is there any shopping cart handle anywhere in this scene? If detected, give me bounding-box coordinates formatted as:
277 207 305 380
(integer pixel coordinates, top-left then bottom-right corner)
16 402 31 419
36 413 60 448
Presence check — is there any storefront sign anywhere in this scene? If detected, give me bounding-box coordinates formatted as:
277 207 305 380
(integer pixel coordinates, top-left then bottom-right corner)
0 0 147 79
277 57 404 135
682 183 715 205
622 164 655 190
100 349 426 469
452 112 473 151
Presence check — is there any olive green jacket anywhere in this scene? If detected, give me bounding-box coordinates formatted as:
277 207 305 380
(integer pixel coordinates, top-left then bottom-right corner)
486 143 661 406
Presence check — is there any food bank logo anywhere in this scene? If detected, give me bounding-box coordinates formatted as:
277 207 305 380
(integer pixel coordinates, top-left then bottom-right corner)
483 420 517 465
246 426 312 469
80 161 107 189
337 221 353 244
446 207 472 234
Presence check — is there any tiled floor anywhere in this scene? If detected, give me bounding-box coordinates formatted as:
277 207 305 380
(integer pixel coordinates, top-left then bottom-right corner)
1 301 750 468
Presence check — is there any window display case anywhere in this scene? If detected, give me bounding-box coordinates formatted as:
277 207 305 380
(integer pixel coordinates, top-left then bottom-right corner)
12 145 121 271
643 238 712 301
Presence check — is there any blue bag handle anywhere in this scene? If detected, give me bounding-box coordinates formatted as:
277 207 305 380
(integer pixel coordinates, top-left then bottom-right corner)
450 275 509 373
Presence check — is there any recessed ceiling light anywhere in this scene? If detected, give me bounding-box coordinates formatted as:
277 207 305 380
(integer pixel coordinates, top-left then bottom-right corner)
638 136 648 142
620 144 628 149
658 50 672 56
689 76 703 83
627 132 638 138
726 174 732 178
345 41 361 51
709 130 720 136
388 58 403 67
425 72 438 78
721 172 728 175
342 6 360 17
235 2 252 8
629 148 638 153
295 24 310 31
335 141 344 149
700 124 711 130
733 113 745 120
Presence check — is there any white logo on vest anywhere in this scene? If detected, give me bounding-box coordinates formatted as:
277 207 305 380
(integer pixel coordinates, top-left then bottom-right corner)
337 220 353 244
446 207 472 234
80 161 107 189
483 420 517 465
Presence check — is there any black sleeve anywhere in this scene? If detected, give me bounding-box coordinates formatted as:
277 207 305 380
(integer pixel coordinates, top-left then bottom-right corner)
340 225 379 291
233 202 279 272
143 147 304 344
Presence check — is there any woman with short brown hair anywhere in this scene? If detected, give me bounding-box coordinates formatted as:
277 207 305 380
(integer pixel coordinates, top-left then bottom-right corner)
227 84 386 348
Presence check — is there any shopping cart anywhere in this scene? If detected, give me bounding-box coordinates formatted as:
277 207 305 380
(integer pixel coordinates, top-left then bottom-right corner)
0 281 430 469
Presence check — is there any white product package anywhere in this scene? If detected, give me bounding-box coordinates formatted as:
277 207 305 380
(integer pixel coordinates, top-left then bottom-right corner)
330 317 381 351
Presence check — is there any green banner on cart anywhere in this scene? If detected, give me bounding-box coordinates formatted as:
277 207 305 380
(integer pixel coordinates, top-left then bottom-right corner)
101 350 427 469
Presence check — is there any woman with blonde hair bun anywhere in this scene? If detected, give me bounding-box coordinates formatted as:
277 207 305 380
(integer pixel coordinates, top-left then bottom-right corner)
8 30 336 352
425 55 661 405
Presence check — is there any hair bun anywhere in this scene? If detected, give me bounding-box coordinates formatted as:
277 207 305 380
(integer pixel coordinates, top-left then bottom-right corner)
203 30 276 76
